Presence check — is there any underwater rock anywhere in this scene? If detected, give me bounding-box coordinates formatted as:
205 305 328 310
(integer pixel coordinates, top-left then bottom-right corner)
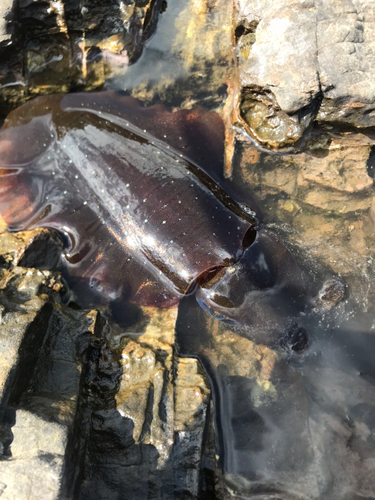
239 86 317 150
235 132 375 305
0 0 162 114
177 284 375 499
120 0 236 107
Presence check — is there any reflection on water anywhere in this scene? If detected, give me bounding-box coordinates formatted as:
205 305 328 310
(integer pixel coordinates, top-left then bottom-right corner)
177 290 375 498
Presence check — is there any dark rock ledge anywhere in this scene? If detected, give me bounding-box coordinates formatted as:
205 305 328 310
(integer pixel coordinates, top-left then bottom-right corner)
0 229 217 500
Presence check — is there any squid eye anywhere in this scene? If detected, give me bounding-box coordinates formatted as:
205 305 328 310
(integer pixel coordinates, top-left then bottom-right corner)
242 226 256 249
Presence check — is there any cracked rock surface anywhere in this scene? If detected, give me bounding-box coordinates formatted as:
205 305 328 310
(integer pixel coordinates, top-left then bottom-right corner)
0 229 214 500
236 0 375 147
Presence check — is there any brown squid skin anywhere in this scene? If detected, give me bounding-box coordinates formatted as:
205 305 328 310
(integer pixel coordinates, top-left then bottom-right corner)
0 92 257 308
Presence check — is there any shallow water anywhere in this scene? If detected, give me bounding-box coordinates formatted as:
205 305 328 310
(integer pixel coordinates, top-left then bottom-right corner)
1 1 375 499
123 6 375 498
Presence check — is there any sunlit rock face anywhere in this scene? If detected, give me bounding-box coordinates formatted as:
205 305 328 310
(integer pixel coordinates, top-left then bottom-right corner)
235 0 375 148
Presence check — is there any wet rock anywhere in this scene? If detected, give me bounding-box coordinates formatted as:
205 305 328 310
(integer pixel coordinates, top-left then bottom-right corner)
0 226 214 499
0 0 163 113
26 33 72 95
127 0 236 106
0 229 62 271
235 132 375 305
0 229 114 498
0 268 58 406
239 86 317 149
114 308 211 498
47 304 213 499
0 263 65 495
235 0 375 148
16 229 63 271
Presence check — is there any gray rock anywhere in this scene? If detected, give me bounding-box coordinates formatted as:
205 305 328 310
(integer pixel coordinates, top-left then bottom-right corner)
240 3 319 114
236 0 375 146
0 410 67 500
0 1 12 46
0 267 58 405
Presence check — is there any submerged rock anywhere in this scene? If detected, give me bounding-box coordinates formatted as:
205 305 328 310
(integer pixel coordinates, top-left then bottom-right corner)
234 130 375 307
0 0 163 115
